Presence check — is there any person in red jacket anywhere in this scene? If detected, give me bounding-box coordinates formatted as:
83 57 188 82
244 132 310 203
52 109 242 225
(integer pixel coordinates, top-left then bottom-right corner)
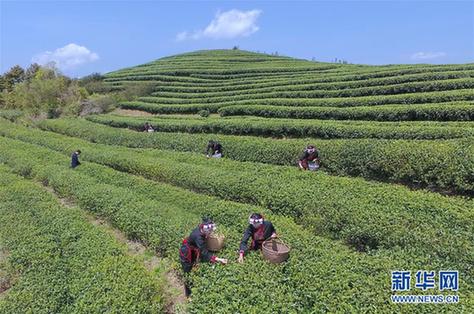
238 213 277 263
298 145 320 170
179 218 227 296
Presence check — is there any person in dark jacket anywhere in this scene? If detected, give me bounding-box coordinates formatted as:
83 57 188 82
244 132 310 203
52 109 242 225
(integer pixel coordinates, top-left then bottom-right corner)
142 122 154 133
298 145 320 170
206 140 223 158
71 150 81 168
179 218 227 296
238 213 277 263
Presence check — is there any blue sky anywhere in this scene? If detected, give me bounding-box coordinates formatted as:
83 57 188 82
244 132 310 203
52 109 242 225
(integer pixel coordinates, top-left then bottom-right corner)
1 0 473 77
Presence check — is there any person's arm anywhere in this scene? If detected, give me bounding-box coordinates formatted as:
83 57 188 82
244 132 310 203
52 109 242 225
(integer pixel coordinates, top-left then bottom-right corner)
310 150 319 161
314 150 320 162
269 222 277 238
239 226 253 255
216 144 222 154
206 144 212 156
299 151 309 162
194 234 216 263
238 226 253 263
298 151 307 169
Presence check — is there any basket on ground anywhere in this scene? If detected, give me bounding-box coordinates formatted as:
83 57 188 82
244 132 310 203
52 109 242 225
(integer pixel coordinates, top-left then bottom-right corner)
206 233 225 252
262 237 290 264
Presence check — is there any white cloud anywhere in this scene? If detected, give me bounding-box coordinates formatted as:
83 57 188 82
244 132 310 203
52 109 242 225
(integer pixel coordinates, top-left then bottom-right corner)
410 51 447 60
176 32 189 41
177 9 262 41
32 43 99 70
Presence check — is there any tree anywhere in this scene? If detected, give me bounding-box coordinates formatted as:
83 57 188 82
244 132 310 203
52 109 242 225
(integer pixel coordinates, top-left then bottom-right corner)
79 73 111 94
3 65 25 91
81 72 104 82
0 76 6 92
24 63 41 82
3 65 88 117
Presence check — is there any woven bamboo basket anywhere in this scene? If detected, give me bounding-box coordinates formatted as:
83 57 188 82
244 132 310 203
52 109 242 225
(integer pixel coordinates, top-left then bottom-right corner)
206 233 225 252
262 238 290 264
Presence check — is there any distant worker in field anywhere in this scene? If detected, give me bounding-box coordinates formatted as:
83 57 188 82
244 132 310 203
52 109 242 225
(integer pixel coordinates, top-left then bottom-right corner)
238 213 277 263
179 218 228 296
71 150 81 169
142 122 154 133
298 145 320 171
206 140 223 158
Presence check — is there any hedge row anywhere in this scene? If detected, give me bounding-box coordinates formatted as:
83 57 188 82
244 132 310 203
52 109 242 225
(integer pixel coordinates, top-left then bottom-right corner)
0 166 163 313
149 78 474 101
1 121 472 279
105 65 340 80
86 114 474 140
218 102 474 121
104 69 316 83
0 110 23 122
38 118 474 195
105 69 474 98
120 88 474 114
149 70 474 94
106 65 474 88
187 68 348 80
104 68 341 86
104 73 219 84
138 86 474 105
105 63 474 88
186 63 474 80
119 101 222 114
0 136 444 313
103 66 389 85
185 65 474 80
134 89 474 107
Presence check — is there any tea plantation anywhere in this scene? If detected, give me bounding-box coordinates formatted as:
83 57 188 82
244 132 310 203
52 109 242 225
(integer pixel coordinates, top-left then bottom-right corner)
1 50 473 313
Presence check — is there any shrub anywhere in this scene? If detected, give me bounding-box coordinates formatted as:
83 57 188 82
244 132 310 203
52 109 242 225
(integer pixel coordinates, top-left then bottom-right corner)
198 109 210 117
1 137 472 312
1 121 472 273
0 167 163 313
38 118 474 194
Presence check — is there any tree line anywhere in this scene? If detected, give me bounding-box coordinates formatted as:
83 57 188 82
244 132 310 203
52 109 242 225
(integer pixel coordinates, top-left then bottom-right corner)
0 63 154 119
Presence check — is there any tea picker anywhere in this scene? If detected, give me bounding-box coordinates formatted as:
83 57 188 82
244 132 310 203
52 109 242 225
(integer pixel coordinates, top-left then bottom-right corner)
298 145 320 171
142 122 154 133
179 218 227 296
206 140 223 158
238 213 277 263
71 150 81 168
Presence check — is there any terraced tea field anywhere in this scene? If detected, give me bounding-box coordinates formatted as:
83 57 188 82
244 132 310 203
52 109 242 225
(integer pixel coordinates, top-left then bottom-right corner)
1 50 473 313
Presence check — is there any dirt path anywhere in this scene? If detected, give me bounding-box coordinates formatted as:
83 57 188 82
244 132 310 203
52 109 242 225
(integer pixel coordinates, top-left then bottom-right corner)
113 109 155 117
41 185 187 313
